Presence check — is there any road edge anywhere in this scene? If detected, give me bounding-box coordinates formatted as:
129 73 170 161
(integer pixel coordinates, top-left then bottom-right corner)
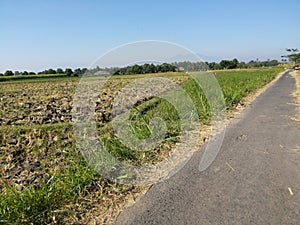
112 69 289 224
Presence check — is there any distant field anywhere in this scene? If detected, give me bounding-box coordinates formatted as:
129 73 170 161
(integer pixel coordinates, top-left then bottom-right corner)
0 73 70 82
0 67 284 224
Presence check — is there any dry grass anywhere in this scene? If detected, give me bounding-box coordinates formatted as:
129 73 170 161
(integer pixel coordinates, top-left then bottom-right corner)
291 70 300 123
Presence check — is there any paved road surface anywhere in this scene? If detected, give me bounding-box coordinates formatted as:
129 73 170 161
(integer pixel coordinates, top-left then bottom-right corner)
115 71 300 225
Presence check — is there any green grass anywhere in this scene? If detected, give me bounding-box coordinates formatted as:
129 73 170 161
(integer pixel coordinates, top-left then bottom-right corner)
0 74 72 82
218 68 281 105
0 124 103 224
0 161 97 224
0 67 284 224
98 68 283 163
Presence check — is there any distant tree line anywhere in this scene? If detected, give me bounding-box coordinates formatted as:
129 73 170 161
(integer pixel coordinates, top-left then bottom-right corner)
0 57 284 77
172 61 207 71
113 63 177 75
0 70 36 76
0 68 88 77
37 68 88 76
172 59 280 71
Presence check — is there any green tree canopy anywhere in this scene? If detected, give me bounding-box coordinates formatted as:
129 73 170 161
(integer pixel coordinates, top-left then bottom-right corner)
65 68 73 76
56 68 64 74
219 59 238 69
4 70 14 76
282 48 300 64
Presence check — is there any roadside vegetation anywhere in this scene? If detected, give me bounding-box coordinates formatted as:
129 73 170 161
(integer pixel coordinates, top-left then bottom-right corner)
292 69 300 123
0 67 284 224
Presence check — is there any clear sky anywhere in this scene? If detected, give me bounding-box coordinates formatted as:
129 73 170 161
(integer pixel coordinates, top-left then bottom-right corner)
0 0 300 72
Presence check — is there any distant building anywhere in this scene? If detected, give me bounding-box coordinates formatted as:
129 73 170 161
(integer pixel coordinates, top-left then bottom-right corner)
94 70 110 75
175 67 185 72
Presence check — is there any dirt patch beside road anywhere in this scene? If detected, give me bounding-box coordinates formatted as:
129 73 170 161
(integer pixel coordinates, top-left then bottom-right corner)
291 70 300 123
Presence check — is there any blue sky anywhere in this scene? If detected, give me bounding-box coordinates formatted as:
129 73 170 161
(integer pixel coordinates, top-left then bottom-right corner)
0 0 300 72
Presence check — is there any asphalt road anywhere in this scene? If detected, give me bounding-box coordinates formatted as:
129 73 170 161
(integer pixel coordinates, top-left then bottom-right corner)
115 70 300 225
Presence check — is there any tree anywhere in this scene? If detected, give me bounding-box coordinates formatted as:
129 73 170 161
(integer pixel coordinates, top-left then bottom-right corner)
131 65 142 74
56 68 64 74
39 69 56 74
29 72 36 75
288 53 300 64
220 60 237 69
286 48 298 53
142 64 151 73
0 73 4 76
232 58 239 67
149 64 156 73
282 48 300 64
74 68 88 76
73 68 83 76
81 68 88 75
268 60 279 67
237 61 247 69
22 71 28 75
46 69 56 74
65 68 73 76
161 63 176 72
4 70 14 76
